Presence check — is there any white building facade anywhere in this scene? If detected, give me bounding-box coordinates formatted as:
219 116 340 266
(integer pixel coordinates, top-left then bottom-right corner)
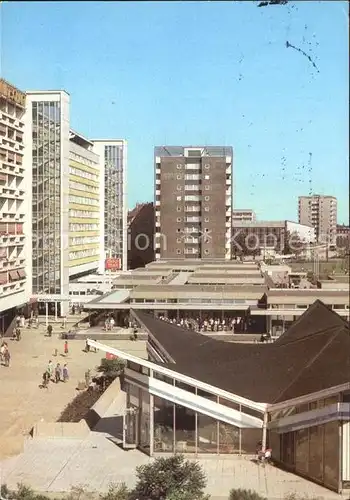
0 79 31 333
68 130 103 277
25 90 70 316
232 209 256 224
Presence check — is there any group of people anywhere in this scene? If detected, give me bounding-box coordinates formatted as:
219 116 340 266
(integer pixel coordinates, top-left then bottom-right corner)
104 315 116 331
12 314 25 340
42 360 69 388
0 342 11 367
15 314 26 328
158 315 247 333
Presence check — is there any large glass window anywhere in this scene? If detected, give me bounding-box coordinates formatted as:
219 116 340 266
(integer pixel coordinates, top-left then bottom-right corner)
175 404 196 453
218 422 240 454
309 425 324 482
139 389 150 453
323 421 339 490
31 100 61 295
295 428 309 474
153 396 174 452
104 144 124 260
218 396 240 411
197 413 217 453
240 428 262 454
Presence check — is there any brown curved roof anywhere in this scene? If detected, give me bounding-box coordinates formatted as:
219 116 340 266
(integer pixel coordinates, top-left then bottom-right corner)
133 300 350 404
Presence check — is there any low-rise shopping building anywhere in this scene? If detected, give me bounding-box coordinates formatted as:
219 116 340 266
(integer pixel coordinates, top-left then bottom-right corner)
87 300 350 494
83 259 349 335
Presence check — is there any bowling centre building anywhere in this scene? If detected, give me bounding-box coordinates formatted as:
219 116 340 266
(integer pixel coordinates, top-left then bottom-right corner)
88 299 350 494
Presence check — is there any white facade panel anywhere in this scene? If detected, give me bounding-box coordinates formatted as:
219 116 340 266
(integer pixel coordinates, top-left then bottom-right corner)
149 377 262 429
286 221 315 243
343 421 350 481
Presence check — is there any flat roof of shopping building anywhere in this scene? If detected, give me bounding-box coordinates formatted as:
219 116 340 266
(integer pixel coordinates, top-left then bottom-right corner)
129 284 267 300
145 259 259 271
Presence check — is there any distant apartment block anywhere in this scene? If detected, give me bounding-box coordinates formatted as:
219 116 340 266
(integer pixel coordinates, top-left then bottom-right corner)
0 79 31 332
336 224 350 250
128 202 155 269
92 140 127 271
155 146 233 260
232 209 256 224
298 195 337 243
336 224 350 237
69 130 103 277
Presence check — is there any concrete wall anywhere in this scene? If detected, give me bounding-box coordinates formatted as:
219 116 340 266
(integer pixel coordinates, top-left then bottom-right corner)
32 420 90 439
86 377 122 428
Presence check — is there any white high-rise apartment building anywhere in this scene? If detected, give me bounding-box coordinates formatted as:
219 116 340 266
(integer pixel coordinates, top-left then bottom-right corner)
92 140 128 271
298 195 337 243
0 79 31 333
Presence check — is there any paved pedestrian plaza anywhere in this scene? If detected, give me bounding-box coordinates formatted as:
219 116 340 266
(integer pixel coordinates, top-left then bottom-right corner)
0 324 146 459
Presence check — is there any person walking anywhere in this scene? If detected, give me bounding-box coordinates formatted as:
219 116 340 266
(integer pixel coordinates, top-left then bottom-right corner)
4 348 10 367
15 314 20 328
62 364 69 382
61 315 67 329
55 363 62 383
47 360 53 381
47 324 53 337
16 327 21 341
64 340 69 356
0 342 6 364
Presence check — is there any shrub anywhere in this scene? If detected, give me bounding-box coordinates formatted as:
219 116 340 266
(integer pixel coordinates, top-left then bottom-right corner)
229 489 267 500
57 389 102 422
98 358 126 377
283 494 322 500
132 454 208 500
99 484 130 500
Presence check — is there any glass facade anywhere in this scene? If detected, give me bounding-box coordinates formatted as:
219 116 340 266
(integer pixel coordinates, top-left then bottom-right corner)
279 422 340 491
104 145 124 260
132 388 262 455
32 101 61 295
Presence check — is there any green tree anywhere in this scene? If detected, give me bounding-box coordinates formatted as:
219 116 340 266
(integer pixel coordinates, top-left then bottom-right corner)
232 230 260 260
98 357 126 378
132 455 209 500
283 230 305 257
99 484 130 500
228 489 266 500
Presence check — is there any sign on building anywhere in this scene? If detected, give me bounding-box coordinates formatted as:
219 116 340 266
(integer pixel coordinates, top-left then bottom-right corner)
105 258 121 271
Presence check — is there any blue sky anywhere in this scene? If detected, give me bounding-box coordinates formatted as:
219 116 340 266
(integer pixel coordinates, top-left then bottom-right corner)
1 1 349 223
